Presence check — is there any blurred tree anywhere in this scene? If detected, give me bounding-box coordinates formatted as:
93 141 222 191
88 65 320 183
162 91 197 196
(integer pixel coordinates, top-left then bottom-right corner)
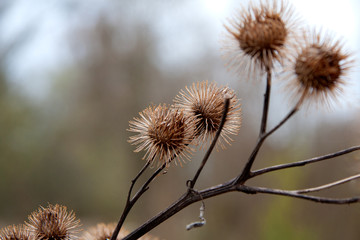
0 1 43 221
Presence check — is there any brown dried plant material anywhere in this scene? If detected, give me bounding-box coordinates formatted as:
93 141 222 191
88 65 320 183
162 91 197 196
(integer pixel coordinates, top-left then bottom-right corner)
286 30 353 108
80 223 127 240
0 224 32 240
128 104 196 167
26 204 80 240
223 0 299 78
174 81 241 149
80 223 159 240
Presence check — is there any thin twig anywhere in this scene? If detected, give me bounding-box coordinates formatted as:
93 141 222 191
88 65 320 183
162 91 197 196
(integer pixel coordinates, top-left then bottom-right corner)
128 161 151 202
263 107 298 139
235 85 305 185
110 161 151 240
263 90 306 139
295 173 360 194
133 163 167 201
234 69 273 183
234 106 299 184
239 185 360 204
110 161 166 240
260 67 272 135
251 145 360 178
234 69 301 184
188 97 230 189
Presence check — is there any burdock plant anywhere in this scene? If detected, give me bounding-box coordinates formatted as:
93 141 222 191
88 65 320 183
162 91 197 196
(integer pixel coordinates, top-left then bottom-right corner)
128 104 196 167
0 224 32 240
108 1 359 240
80 223 158 240
286 29 353 108
1 1 358 240
223 0 299 78
173 81 242 149
26 204 80 240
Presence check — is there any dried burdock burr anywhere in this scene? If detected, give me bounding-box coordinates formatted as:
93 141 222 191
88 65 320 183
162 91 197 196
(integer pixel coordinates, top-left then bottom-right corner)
128 104 196 167
0 224 32 240
223 0 299 77
80 223 159 240
174 81 241 149
286 30 353 108
80 223 128 240
26 204 80 240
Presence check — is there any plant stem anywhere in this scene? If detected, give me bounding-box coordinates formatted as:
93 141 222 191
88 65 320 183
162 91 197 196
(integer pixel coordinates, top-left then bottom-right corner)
110 161 165 240
251 145 360 178
110 161 151 240
123 160 360 240
123 180 236 240
234 102 299 185
240 185 360 204
295 173 360 194
260 67 272 135
234 68 272 184
188 98 230 189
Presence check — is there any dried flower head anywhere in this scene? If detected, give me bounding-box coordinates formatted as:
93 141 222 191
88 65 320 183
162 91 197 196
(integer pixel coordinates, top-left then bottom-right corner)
223 0 299 77
174 81 241 149
26 204 80 240
0 225 32 240
286 30 352 108
80 223 127 240
80 223 159 240
128 104 196 167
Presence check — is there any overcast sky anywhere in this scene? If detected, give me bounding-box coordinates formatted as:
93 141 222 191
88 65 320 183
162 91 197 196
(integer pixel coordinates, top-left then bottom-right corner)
1 0 359 113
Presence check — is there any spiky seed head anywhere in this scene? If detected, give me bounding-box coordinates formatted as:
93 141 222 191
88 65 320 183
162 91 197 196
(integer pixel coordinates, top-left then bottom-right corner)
80 223 159 240
26 204 80 240
0 225 32 240
223 0 299 78
80 223 127 240
286 30 352 108
128 104 196 167
174 81 241 149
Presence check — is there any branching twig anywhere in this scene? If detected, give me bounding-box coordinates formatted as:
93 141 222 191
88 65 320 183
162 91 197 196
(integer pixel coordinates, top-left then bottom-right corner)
234 69 273 184
235 86 308 185
234 68 302 184
128 161 151 202
120 87 359 240
235 105 301 185
119 66 360 239
110 161 166 240
234 88 311 185
234 106 299 184
123 165 360 239
115 97 229 239
263 107 298 139
110 161 151 240
119 60 359 239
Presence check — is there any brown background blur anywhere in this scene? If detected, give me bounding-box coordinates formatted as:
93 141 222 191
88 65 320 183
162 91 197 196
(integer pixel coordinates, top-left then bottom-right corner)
0 0 359 239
